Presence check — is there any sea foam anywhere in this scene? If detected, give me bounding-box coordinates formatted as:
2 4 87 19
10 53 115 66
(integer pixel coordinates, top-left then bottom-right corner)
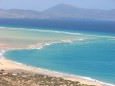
1 26 115 40
1 26 115 86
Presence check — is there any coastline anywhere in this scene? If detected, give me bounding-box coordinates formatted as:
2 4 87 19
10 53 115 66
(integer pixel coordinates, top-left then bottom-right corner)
0 50 114 86
0 26 115 86
1 26 115 39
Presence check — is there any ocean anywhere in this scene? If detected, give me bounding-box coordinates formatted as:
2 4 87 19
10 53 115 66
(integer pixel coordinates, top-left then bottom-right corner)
0 19 115 84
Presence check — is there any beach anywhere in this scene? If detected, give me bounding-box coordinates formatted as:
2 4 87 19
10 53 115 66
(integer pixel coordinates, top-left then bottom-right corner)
0 57 102 86
0 49 114 86
0 27 115 86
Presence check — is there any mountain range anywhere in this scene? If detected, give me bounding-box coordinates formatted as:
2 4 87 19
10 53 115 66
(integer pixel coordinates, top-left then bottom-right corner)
0 3 115 20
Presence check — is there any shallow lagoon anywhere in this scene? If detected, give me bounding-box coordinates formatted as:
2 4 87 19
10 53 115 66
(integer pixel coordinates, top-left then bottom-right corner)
1 27 115 84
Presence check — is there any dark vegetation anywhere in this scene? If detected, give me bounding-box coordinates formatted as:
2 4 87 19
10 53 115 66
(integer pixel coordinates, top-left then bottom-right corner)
0 70 95 86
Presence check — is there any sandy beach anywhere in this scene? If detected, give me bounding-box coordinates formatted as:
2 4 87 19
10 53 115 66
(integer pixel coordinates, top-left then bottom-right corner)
0 45 114 86
0 28 114 86
0 51 113 86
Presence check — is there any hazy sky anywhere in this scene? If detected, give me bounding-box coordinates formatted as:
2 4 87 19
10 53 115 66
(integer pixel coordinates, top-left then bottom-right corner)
0 0 115 11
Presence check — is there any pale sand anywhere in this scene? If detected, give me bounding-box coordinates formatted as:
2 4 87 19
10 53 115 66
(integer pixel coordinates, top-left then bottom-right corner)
0 58 108 86
0 42 113 86
0 43 9 49
0 27 114 86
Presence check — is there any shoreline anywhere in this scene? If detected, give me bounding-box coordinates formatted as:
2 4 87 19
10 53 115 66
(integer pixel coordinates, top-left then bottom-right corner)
1 26 115 39
0 26 115 86
0 50 114 86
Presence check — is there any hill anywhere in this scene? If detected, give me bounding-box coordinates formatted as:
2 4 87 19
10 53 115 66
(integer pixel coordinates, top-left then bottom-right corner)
0 70 95 86
0 3 115 20
43 4 115 20
0 9 46 18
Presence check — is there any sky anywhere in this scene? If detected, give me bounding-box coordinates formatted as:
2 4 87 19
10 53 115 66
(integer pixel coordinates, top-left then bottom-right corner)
0 0 115 11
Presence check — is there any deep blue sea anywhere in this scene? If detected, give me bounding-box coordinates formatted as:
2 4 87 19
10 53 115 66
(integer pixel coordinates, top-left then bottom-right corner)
0 19 115 84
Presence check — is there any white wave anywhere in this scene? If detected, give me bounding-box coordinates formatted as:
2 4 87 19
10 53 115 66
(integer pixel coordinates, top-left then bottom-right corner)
1 26 115 41
32 47 43 50
86 34 115 39
0 26 83 36
29 42 58 50
1 26 115 39
0 50 6 58
12 27 115 39
0 27 7 28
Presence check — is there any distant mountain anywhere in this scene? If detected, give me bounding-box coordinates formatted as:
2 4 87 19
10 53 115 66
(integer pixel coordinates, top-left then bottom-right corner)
43 4 78 15
0 3 115 20
0 9 47 18
43 4 115 20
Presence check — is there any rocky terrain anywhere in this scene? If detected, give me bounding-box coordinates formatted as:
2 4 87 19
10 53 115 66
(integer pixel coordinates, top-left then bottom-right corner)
0 70 95 86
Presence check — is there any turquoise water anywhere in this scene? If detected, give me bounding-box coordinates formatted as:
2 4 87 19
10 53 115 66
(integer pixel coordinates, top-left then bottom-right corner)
1 19 115 84
4 35 115 84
